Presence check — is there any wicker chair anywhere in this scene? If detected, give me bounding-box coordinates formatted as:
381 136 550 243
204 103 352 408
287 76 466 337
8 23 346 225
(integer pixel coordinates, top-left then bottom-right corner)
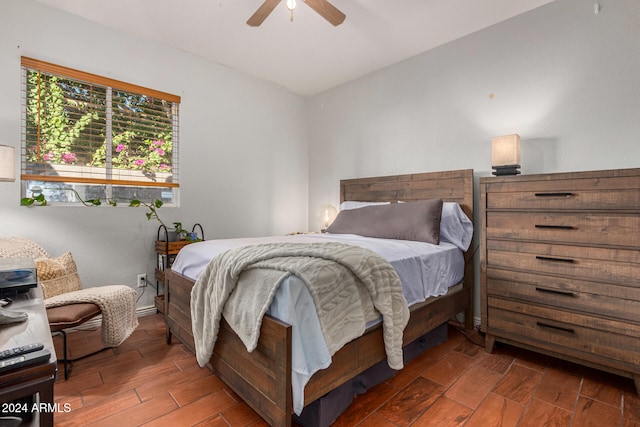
0 237 130 379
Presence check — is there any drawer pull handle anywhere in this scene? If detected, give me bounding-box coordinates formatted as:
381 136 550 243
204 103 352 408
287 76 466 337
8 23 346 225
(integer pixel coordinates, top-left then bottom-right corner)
535 287 575 297
535 224 575 230
536 322 575 334
536 255 575 263
534 192 574 197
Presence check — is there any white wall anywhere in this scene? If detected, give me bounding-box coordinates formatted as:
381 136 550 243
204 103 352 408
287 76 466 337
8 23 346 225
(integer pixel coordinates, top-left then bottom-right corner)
0 0 309 308
306 0 640 317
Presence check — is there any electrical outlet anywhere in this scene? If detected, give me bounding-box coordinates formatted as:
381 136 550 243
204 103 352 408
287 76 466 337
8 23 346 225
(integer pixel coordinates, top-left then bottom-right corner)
137 274 147 288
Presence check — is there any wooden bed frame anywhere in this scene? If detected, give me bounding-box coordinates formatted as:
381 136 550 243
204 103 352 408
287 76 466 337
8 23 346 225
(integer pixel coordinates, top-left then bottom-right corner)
164 169 474 426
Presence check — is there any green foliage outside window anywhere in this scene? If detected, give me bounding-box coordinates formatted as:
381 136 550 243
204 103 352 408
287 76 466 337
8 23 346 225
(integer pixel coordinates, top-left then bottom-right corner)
25 71 174 175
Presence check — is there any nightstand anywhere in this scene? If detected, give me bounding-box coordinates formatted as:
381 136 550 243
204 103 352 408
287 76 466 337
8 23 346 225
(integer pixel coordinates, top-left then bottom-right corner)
155 224 204 313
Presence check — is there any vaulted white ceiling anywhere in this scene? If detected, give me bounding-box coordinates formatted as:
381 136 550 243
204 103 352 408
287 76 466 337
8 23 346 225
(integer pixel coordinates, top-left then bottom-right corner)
37 0 554 95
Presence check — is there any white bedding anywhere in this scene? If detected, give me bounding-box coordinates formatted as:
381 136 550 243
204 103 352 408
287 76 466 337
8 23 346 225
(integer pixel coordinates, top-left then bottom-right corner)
171 233 465 415
173 233 464 305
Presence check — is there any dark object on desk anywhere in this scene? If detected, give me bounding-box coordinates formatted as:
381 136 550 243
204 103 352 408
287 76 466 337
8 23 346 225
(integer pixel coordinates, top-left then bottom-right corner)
0 258 37 299
0 349 51 373
0 343 44 361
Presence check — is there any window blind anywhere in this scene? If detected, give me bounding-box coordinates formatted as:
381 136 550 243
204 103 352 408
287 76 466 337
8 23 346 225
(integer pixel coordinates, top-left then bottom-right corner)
21 57 180 204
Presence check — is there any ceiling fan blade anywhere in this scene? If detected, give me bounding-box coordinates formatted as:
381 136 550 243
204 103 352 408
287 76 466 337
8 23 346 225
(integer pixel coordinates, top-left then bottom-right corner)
247 0 282 27
304 0 346 26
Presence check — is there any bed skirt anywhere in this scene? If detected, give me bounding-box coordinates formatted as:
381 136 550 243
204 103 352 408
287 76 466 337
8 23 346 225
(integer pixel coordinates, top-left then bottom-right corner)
293 323 448 427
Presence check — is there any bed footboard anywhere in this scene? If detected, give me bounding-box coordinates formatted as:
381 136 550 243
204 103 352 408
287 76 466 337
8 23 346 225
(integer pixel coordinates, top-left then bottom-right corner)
165 270 470 426
165 270 294 426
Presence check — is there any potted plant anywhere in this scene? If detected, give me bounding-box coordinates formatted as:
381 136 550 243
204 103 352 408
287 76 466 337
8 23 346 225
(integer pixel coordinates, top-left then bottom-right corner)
172 222 201 242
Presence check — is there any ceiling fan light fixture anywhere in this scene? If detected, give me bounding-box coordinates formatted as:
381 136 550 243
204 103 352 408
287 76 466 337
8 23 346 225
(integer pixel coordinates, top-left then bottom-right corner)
286 0 296 21
247 0 345 27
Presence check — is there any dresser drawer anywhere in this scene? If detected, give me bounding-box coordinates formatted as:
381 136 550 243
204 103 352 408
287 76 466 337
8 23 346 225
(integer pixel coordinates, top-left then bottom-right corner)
487 300 640 369
486 240 640 286
487 212 640 247
484 174 640 210
486 269 640 323
486 188 640 211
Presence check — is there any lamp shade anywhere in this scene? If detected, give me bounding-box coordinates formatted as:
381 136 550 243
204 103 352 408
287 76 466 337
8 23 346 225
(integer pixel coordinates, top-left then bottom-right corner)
0 145 15 182
491 134 521 167
491 134 521 176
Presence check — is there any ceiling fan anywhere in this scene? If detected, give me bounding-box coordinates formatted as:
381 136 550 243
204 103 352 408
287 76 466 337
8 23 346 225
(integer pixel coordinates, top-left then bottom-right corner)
247 0 346 27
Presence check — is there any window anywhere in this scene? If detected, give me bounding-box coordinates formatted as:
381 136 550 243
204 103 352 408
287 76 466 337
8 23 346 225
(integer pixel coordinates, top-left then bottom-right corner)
21 57 180 205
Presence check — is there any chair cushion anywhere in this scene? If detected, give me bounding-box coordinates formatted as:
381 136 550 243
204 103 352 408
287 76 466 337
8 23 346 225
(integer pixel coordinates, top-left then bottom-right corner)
47 303 101 331
35 252 83 299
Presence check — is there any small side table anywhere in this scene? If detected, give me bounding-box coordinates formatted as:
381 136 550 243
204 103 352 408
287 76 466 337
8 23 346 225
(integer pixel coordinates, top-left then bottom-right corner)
154 224 204 313
0 284 57 427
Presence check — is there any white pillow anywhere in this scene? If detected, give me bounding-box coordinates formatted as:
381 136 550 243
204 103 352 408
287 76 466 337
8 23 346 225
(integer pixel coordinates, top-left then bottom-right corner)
440 202 473 251
340 201 390 210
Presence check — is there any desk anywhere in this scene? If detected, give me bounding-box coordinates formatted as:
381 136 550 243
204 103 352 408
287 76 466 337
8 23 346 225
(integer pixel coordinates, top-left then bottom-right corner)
0 285 57 427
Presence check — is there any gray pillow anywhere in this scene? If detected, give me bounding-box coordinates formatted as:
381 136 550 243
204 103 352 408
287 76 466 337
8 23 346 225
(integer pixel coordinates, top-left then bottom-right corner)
327 199 443 244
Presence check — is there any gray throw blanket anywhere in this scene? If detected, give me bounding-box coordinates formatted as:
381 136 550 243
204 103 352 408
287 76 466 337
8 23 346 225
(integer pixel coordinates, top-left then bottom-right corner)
190 242 410 370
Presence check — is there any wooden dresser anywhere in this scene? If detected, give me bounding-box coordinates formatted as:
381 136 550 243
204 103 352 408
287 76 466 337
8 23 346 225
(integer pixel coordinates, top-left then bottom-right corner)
479 168 640 393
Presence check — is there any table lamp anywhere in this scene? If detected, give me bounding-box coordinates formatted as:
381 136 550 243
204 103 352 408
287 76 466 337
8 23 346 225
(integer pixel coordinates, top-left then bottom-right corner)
491 134 521 176
0 145 16 182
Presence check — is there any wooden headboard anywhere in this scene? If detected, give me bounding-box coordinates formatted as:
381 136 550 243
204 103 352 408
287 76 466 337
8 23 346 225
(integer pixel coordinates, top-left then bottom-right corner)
340 169 474 222
340 168 475 322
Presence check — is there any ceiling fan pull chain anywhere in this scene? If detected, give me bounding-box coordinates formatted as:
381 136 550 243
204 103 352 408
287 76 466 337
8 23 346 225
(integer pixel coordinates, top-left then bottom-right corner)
287 0 297 22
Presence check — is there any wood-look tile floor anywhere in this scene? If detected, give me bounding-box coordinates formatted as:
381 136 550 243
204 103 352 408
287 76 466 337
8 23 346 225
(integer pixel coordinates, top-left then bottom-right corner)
51 313 640 426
